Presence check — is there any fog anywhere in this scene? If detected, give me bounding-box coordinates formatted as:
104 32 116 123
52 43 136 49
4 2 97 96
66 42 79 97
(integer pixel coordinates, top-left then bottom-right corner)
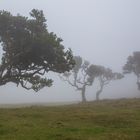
0 0 140 104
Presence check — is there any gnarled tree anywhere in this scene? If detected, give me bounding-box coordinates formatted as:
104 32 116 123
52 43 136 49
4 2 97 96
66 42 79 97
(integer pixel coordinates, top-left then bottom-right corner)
0 9 75 91
60 56 102 102
96 67 124 101
123 51 140 90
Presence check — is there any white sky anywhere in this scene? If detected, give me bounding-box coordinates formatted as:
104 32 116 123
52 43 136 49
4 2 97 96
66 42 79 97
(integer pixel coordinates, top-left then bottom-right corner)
0 0 140 103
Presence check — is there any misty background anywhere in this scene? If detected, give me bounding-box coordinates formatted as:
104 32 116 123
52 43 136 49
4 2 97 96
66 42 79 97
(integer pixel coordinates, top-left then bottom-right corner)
0 0 140 104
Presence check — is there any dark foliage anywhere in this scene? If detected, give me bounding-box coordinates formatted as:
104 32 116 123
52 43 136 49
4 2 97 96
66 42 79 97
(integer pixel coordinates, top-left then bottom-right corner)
0 9 75 91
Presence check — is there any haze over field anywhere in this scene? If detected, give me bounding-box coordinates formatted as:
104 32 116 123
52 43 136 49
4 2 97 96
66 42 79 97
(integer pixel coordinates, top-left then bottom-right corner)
0 0 140 104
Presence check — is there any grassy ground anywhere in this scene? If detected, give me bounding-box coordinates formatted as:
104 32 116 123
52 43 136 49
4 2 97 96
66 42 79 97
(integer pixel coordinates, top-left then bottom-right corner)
0 98 140 140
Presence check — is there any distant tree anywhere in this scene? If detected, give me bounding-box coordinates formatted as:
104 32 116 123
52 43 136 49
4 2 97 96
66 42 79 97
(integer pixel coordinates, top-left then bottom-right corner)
60 56 102 102
0 9 75 91
96 67 124 101
123 52 140 90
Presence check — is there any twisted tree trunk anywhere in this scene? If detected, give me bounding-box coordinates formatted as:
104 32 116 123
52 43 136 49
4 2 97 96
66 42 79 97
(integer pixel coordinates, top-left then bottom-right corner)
96 84 103 101
137 76 140 90
81 85 86 103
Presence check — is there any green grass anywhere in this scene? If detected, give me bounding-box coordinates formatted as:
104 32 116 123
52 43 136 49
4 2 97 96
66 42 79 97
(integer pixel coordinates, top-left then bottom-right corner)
0 98 140 140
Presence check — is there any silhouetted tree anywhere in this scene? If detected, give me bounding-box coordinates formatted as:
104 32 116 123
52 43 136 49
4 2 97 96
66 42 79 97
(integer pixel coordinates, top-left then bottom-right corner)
96 67 124 101
123 52 140 90
60 56 102 102
0 9 75 91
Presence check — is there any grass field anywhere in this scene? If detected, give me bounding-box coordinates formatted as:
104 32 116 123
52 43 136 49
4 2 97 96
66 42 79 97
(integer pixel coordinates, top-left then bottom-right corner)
0 98 140 140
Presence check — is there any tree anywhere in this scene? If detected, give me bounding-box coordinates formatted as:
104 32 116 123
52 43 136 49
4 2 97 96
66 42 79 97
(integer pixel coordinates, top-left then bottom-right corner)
96 67 124 101
123 51 140 90
60 56 102 102
0 9 75 91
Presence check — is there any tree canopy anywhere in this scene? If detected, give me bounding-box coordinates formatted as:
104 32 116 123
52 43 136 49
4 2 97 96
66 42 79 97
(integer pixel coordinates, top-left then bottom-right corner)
123 51 140 90
0 9 75 91
96 67 124 100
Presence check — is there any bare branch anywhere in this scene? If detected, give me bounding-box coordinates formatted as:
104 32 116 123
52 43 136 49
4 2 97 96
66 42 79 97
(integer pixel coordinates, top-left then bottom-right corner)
20 80 32 90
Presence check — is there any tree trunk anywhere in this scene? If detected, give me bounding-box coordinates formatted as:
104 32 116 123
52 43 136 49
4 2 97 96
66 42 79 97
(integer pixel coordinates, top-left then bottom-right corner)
137 76 140 90
81 85 86 103
96 84 103 101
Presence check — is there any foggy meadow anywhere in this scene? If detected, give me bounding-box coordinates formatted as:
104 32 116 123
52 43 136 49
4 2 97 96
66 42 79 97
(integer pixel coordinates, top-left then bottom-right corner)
0 0 140 140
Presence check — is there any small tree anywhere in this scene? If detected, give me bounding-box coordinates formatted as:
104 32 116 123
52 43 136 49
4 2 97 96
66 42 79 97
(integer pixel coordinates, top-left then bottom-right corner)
96 67 124 101
60 56 102 102
0 9 75 91
123 51 140 90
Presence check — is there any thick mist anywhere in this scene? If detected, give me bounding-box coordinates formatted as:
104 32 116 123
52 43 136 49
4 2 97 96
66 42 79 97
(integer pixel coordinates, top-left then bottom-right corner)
0 0 140 104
